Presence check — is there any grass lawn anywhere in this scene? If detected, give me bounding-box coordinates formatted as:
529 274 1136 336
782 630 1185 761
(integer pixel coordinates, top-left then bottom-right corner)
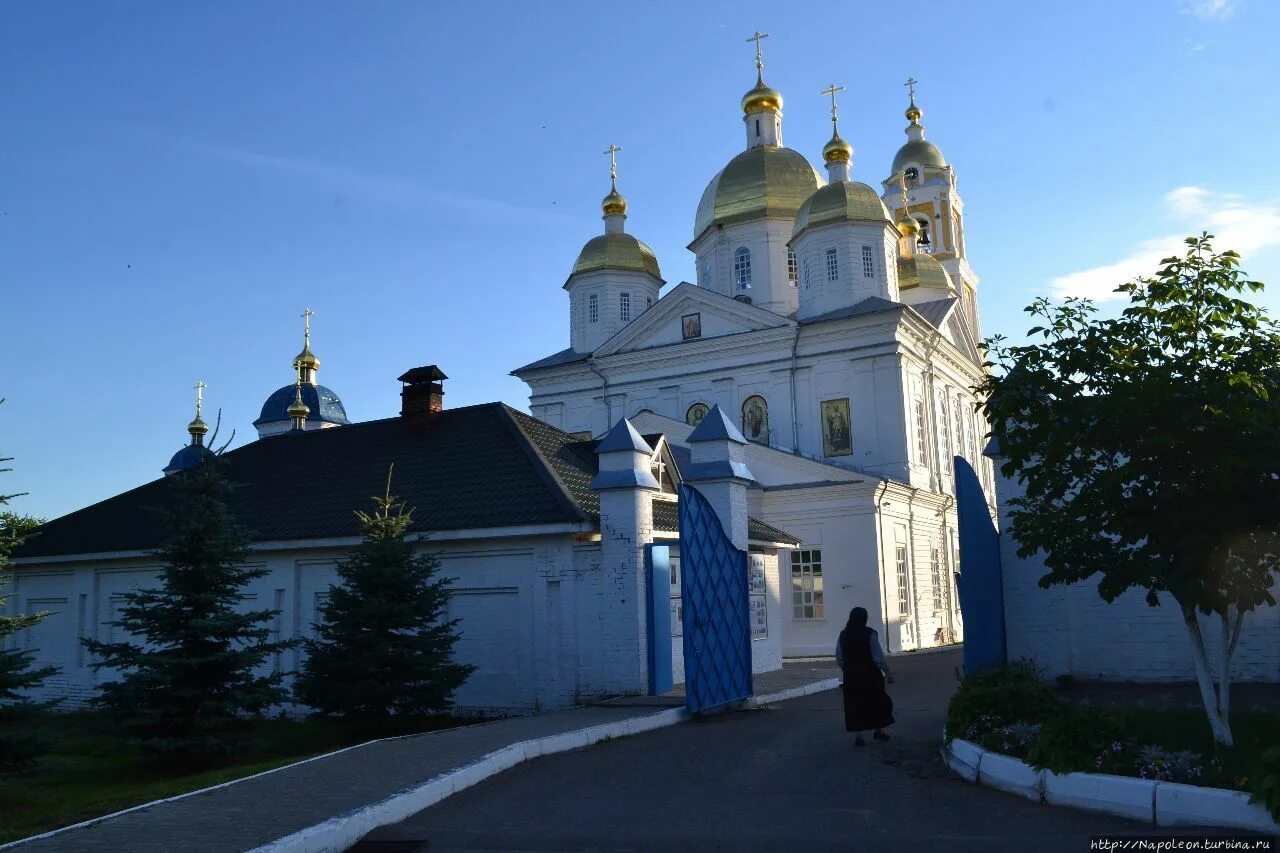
0 712 472 844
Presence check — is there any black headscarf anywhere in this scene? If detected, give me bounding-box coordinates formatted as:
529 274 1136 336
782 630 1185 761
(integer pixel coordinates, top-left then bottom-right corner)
841 607 873 672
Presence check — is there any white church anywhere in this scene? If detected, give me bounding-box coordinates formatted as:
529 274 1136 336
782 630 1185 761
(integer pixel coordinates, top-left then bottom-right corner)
8 45 997 713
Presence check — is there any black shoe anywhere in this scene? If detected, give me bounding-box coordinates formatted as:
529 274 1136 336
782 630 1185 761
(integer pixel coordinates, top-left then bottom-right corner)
873 731 890 742
855 737 867 746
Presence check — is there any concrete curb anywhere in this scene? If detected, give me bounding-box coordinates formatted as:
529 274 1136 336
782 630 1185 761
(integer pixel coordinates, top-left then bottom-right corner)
942 737 1280 835
251 679 842 853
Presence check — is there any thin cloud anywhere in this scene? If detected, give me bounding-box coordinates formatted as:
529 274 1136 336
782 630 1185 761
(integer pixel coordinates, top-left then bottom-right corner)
185 140 586 226
1185 0 1238 19
1049 187 1280 301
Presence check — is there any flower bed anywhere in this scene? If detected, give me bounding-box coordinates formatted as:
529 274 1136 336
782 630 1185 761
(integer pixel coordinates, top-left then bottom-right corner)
945 663 1280 821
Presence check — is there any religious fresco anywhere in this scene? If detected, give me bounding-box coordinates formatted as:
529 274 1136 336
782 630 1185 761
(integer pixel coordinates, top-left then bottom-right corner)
686 403 709 426
741 395 769 444
821 398 852 457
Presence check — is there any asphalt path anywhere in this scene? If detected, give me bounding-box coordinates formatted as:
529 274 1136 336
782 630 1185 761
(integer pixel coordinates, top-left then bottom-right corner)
358 651 1215 852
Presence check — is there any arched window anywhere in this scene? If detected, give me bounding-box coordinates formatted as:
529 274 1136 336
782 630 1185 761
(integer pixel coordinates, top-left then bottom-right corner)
588 293 599 324
741 395 769 444
702 260 713 287
734 247 752 290
787 250 798 286
825 248 838 282
686 403 709 426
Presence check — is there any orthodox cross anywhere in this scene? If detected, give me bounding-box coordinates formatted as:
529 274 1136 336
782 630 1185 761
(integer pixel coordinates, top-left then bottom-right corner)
904 76 919 100
746 31 769 70
603 144 621 185
301 306 314 345
820 82 845 125
193 380 206 417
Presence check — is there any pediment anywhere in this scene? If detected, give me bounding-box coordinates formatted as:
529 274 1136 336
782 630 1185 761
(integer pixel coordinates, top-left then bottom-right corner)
593 282 794 358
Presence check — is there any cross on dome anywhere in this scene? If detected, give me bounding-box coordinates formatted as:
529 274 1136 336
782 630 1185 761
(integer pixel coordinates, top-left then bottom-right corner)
820 82 845 127
601 143 628 221
746 31 769 71
193 380 206 418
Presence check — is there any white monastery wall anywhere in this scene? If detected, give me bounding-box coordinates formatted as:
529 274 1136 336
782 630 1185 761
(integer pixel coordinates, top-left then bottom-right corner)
996 468 1280 683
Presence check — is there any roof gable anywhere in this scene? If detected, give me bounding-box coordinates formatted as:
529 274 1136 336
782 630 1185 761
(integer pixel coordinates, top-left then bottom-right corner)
593 282 793 359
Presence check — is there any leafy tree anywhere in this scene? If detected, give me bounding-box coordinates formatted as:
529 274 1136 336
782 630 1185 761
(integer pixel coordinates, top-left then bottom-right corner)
82 457 293 756
981 234 1280 746
295 469 473 722
0 423 58 767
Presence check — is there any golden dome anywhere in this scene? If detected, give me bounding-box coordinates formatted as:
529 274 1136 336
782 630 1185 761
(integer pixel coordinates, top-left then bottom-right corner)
287 385 311 420
602 187 627 217
693 146 824 242
187 415 209 438
892 139 946 174
294 345 320 372
741 72 783 114
791 181 891 239
896 216 920 236
822 133 853 164
897 252 955 292
906 102 922 123
569 233 662 282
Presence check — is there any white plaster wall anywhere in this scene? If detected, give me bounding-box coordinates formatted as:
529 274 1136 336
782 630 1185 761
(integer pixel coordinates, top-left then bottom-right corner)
568 268 662 354
996 466 1280 683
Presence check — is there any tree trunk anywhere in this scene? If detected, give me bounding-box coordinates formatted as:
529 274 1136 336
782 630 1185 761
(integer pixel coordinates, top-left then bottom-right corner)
1182 605 1234 747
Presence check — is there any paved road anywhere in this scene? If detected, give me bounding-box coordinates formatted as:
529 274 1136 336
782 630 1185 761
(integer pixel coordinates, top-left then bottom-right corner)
361 650 1186 853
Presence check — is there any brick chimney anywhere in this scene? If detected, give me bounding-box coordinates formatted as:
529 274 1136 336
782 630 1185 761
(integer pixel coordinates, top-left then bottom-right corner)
398 365 447 428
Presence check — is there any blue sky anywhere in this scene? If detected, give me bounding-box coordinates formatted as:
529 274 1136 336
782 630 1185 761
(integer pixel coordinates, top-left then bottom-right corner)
3 0 1278 521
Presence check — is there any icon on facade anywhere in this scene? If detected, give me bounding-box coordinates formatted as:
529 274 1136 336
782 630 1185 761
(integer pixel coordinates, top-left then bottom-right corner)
741 395 769 444
686 403 709 426
821 398 852 457
682 313 702 340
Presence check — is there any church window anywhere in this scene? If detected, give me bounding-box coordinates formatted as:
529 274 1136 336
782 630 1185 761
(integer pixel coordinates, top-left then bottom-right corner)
646 296 652 310
685 402 709 426
939 395 952 468
620 292 631 322
755 118 761 138
803 258 811 288
825 248 838 282
914 398 928 463
791 548 824 620
734 247 752 290
918 219 932 252
931 547 944 611
741 395 769 444
703 260 712 287
588 294 598 324
954 393 966 461
862 245 875 278
787 250 797 286
894 525 911 617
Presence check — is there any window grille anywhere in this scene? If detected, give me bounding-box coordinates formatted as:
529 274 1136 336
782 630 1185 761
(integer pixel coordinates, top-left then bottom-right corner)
734 247 752 290
588 294 598 324
862 245 875 278
914 399 928 463
894 526 911 617
787 250 797 286
620 292 630 322
790 549 824 620
825 248 838 281
931 547 944 611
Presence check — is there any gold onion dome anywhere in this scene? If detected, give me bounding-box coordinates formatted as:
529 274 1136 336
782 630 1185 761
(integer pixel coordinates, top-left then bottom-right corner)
187 414 209 438
294 344 320 371
694 146 824 241
906 100 922 123
822 133 853 164
570 233 662 281
287 385 311 420
741 72 783 114
898 252 955 293
792 181 891 239
896 215 920 236
602 187 627 217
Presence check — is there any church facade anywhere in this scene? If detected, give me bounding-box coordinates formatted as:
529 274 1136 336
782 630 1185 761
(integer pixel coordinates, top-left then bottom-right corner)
515 56 995 656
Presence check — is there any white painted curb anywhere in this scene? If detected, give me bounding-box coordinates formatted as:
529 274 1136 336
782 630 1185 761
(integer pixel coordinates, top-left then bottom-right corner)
942 737 1280 835
251 680 842 853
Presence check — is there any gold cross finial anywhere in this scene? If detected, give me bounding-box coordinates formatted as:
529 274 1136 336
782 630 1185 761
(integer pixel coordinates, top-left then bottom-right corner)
301 307 314 346
820 82 845 126
603 144 622 188
194 380 206 417
905 76 919 104
746 31 769 71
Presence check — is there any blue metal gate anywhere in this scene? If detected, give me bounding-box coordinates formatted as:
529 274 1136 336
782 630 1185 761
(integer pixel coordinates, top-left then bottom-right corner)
677 483 752 713
954 456 1006 675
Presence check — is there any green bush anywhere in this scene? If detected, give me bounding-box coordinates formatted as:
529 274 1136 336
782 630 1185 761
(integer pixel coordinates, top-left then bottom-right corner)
1252 745 1280 821
1025 708 1133 776
945 662 1058 745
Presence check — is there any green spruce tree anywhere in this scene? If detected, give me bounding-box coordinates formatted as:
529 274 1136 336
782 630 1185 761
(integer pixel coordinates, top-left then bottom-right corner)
0 447 58 768
295 469 473 723
82 457 293 756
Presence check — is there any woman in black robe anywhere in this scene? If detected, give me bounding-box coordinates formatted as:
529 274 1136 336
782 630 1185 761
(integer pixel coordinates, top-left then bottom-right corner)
836 607 894 746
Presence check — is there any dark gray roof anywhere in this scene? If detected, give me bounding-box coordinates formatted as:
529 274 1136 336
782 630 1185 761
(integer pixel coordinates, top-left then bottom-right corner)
912 297 958 329
18 405 797 558
254 383 350 427
799 296 902 326
511 347 590 374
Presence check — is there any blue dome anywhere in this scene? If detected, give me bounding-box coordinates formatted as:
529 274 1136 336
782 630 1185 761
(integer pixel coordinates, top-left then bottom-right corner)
163 443 213 475
254 384 350 428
